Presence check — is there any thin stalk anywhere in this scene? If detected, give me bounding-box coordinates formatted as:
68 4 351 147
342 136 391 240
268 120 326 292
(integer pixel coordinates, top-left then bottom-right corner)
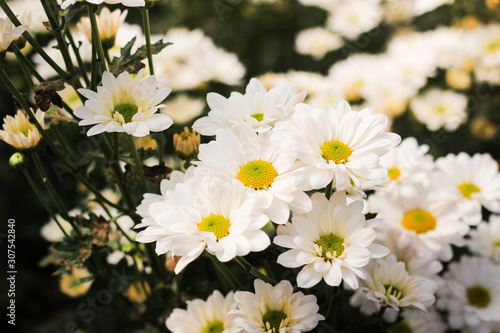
87 5 108 72
66 29 90 87
75 173 129 213
31 151 82 236
21 168 71 239
140 8 155 75
11 43 45 83
127 135 148 193
377 306 387 324
206 253 243 290
323 286 337 319
90 39 99 90
234 256 277 285
15 49 35 87
157 133 164 163
0 0 71 80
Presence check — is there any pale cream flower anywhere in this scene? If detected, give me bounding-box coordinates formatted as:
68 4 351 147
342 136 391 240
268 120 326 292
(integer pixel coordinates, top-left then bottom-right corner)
0 17 27 53
0 110 45 150
59 267 93 298
76 7 128 48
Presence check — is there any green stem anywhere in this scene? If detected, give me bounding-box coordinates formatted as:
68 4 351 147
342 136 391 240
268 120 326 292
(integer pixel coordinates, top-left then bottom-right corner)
66 28 90 87
21 167 71 239
31 151 82 236
206 253 243 290
14 47 34 87
0 0 71 80
127 135 148 193
157 133 164 163
377 306 387 324
87 5 108 72
141 8 155 75
323 286 337 319
234 256 277 285
11 43 45 83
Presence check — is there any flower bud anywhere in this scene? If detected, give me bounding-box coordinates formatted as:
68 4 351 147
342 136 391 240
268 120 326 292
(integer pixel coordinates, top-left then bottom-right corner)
9 152 28 170
173 127 200 160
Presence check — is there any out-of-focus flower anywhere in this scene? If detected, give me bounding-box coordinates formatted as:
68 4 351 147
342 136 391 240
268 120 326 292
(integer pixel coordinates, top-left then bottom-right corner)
471 117 498 141
194 126 311 224
438 256 500 330
410 88 467 132
326 0 383 40
0 110 45 150
166 290 237 333
295 27 343 60
274 191 389 289
387 308 446 333
446 67 471 90
468 215 500 262
193 78 306 135
59 267 93 298
230 279 324 332
76 7 128 49
271 100 400 192
0 17 27 54
160 94 204 125
360 255 435 311
74 69 173 137
435 153 500 225
135 175 270 273
173 127 200 159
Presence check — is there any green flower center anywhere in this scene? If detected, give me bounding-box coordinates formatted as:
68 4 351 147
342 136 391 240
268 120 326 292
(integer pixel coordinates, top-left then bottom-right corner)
435 105 447 114
114 103 138 123
384 284 403 300
236 160 278 190
467 285 491 308
262 310 287 332
321 140 351 164
388 321 412 333
401 209 436 234
198 214 230 240
388 168 401 181
251 113 264 122
458 182 481 199
202 321 224 333
315 234 344 259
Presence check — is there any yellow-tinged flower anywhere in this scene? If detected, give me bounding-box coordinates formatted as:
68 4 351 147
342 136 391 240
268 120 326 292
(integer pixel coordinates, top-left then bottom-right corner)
0 18 27 55
173 127 200 159
76 7 128 49
0 110 45 150
59 267 93 298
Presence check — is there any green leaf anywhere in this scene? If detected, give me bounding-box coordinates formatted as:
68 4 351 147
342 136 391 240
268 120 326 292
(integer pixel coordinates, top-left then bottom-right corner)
69 276 94 288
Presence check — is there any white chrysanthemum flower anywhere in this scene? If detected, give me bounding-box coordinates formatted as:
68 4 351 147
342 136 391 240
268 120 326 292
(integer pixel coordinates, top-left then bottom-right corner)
2 1 47 34
469 215 500 262
0 17 27 53
59 267 94 298
410 88 467 131
274 191 389 289
372 185 469 261
387 308 447 333
76 7 127 47
230 279 324 332
160 94 205 125
74 69 173 137
0 110 45 150
294 27 343 60
135 175 270 273
166 290 237 333
438 256 500 330
61 0 145 10
376 137 434 198
271 100 401 192
193 78 306 136
360 255 436 311
194 126 311 224
326 0 383 40
327 54 374 102
435 153 500 225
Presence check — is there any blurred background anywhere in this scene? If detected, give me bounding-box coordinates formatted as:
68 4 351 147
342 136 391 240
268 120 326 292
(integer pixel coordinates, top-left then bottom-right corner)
1 0 500 332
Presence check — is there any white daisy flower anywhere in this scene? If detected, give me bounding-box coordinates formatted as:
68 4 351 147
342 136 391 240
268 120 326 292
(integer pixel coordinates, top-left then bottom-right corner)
294 27 343 60
135 175 270 273
270 100 401 192
438 256 500 330
326 0 383 40
0 17 27 53
193 78 306 135
468 215 500 263
166 290 237 333
435 153 500 225
74 69 173 137
410 88 467 131
194 126 312 224
387 308 446 333
274 191 389 289
372 185 469 261
0 110 45 150
360 255 436 311
76 7 128 48
230 279 324 332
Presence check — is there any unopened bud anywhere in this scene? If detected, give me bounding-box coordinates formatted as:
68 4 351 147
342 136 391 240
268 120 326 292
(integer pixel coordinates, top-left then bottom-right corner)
9 152 28 170
173 127 200 160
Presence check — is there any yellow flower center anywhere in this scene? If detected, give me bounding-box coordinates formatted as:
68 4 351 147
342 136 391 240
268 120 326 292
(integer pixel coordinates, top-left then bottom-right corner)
321 140 351 164
387 168 401 181
198 214 230 240
202 321 224 333
262 310 287 332
236 160 278 190
251 113 264 122
458 182 481 199
401 209 436 234
114 103 138 123
384 284 403 300
315 234 344 259
467 285 491 308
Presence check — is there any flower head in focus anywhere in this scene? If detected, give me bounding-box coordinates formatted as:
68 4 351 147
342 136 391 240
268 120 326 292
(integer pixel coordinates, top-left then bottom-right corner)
74 69 173 137
0 110 45 150
0 17 27 56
